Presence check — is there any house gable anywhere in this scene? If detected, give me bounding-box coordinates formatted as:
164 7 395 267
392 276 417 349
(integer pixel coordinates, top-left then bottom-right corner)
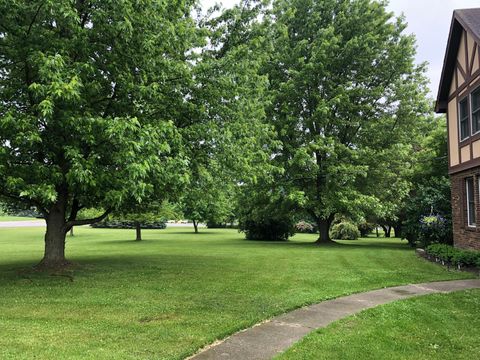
436 9 480 113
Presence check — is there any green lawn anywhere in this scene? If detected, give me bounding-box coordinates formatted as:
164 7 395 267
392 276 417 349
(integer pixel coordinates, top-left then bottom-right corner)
278 289 480 360
0 227 473 359
0 216 38 222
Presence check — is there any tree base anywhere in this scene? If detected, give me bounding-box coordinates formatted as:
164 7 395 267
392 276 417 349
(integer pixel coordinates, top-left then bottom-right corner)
35 258 73 271
315 238 337 246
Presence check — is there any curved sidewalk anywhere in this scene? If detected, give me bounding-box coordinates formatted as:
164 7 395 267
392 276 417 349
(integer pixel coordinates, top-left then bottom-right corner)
189 279 480 360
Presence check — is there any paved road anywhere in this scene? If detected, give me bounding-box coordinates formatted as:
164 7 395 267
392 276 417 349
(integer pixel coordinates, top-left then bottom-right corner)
189 279 480 360
0 220 45 228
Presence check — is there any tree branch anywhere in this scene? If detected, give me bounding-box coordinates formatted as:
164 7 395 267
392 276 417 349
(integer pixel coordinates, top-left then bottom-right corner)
65 208 112 229
67 198 81 222
26 2 45 36
0 190 48 217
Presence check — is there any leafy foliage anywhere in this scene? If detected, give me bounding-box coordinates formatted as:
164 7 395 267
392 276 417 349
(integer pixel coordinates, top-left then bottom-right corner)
330 221 361 240
295 221 317 234
426 244 480 268
176 1 275 232
357 222 376 237
402 118 452 246
237 175 302 241
0 0 197 265
261 0 431 241
241 218 295 241
91 219 166 230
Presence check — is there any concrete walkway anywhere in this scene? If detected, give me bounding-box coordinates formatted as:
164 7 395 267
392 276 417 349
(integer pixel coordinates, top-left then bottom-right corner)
0 220 45 228
190 279 480 360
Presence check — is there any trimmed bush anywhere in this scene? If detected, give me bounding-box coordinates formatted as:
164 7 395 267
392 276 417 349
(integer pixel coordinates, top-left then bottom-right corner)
206 221 227 228
330 221 360 240
91 219 166 229
241 219 294 241
425 244 480 268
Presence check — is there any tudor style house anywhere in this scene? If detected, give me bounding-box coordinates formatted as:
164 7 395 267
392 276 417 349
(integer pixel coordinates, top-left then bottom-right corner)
436 8 480 250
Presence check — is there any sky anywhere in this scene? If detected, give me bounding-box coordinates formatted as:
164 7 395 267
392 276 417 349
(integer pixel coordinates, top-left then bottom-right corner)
201 0 480 98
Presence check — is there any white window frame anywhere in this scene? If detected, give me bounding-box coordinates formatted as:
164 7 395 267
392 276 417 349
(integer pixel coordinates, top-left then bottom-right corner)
466 177 476 227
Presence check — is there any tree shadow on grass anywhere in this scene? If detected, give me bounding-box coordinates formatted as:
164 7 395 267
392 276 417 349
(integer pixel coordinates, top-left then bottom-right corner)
0 251 240 284
163 231 221 235
245 238 412 252
92 234 411 253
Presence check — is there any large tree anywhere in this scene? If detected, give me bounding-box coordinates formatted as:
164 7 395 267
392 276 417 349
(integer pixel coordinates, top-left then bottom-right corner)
265 0 430 243
0 0 196 267
178 0 275 233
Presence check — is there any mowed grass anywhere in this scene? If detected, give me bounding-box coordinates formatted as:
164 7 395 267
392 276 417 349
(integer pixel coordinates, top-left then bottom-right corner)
0 227 473 360
277 289 480 360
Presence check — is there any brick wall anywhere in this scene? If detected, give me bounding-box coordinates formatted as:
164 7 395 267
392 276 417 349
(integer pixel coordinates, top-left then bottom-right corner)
451 168 480 250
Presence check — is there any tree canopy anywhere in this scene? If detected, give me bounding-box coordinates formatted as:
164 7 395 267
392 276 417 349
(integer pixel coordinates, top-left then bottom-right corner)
0 0 197 267
0 0 443 265
262 0 431 242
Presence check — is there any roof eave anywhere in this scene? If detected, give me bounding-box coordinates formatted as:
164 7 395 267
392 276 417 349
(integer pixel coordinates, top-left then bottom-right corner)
435 14 460 113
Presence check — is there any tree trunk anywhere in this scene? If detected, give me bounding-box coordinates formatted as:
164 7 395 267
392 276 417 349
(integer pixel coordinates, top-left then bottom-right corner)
375 226 379 237
315 215 335 244
193 219 198 234
381 225 391 238
37 209 68 269
69 227 74 236
394 225 402 239
135 222 142 241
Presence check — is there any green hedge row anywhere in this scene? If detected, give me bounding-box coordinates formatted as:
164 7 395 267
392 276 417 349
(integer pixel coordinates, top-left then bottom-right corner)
91 220 166 229
425 244 480 268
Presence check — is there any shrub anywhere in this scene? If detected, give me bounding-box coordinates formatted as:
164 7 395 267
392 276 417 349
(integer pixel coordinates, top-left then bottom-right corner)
426 244 480 268
330 221 360 240
418 214 449 247
206 221 238 229
206 221 227 228
236 177 300 242
91 219 166 229
240 218 295 241
295 221 317 233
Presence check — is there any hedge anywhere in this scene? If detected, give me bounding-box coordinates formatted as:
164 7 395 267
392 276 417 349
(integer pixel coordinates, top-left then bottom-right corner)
425 244 480 268
91 219 166 229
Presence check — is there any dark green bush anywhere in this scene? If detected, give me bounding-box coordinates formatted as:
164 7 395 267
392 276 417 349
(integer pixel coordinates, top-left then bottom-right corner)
206 221 238 229
91 219 166 229
426 244 480 268
240 218 295 241
330 221 360 240
206 221 227 228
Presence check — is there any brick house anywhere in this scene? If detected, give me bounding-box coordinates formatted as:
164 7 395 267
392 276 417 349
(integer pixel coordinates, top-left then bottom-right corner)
436 8 480 250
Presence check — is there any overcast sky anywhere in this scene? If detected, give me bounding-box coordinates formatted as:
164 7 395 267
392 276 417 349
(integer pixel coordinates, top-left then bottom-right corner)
201 0 480 98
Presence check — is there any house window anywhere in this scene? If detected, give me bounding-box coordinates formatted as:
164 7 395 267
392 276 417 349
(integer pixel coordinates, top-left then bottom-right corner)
459 97 469 140
466 177 475 227
472 87 480 134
